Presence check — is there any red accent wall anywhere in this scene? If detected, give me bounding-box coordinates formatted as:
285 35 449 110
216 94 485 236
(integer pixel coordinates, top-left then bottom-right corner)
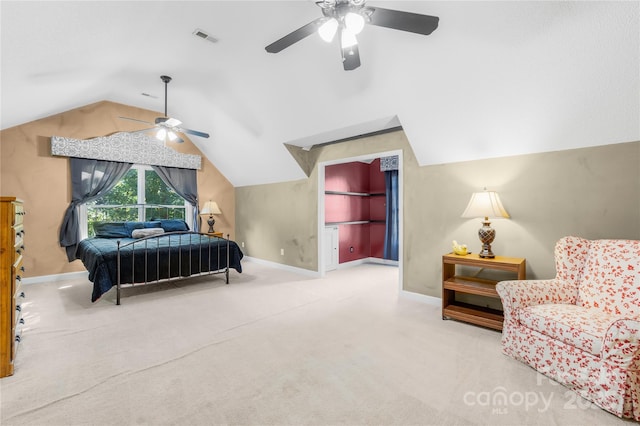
325 161 370 193
325 160 386 263
337 223 370 262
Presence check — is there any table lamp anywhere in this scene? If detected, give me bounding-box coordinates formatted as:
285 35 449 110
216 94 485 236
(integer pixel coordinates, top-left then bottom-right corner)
461 190 510 258
200 201 221 233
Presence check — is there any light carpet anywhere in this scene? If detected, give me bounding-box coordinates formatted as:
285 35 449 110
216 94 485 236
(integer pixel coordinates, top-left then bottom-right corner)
0 261 631 425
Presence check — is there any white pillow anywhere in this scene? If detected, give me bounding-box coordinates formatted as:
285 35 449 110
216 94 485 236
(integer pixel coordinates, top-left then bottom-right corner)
131 228 165 239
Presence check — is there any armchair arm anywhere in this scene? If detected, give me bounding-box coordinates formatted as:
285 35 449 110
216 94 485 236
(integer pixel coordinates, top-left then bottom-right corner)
496 279 578 318
602 318 640 368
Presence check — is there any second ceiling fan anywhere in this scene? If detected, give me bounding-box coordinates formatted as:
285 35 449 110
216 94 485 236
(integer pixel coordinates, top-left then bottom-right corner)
265 0 439 71
120 75 210 143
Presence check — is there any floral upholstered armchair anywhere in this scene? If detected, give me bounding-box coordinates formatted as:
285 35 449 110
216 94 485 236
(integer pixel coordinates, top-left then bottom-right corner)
496 236 640 421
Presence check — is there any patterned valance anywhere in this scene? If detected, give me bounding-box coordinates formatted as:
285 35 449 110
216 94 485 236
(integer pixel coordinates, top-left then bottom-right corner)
51 132 202 170
380 155 399 172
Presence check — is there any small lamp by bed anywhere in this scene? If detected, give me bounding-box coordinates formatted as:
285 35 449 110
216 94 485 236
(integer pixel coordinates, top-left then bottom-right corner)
200 201 221 233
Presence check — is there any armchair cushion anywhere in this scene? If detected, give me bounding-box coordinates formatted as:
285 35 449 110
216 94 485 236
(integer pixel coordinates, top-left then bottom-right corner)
519 303 620 355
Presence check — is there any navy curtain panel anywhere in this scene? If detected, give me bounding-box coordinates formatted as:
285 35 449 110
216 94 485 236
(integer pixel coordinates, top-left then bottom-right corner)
59 158 132 261
384 170 399 261
152 166 199 232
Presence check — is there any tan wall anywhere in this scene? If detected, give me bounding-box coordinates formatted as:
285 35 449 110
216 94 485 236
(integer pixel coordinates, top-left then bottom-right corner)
0 101 234 278
236 178 318 268
236 130 640 298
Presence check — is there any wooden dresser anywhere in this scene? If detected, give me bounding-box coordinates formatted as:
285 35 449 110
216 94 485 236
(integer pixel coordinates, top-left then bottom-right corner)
1 197 26 378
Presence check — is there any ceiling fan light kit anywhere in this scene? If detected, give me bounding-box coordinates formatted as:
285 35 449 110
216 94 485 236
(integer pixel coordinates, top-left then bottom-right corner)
344 12 365 34
341 29 358 49
265 0 439 71
119 75 210 143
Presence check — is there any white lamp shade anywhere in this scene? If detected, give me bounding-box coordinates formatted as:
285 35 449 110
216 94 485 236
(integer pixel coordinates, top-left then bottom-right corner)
200 201 221 215
345 12 365 34
318 18 338 42
156 128 167 140
340 29 358 49
167 131 178 142
461 191 510 219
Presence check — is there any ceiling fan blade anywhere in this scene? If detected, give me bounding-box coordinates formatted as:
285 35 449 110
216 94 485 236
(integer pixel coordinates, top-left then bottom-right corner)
342 45 361 71
119 116 154 125
265 17 325 53
367 7 439 36
178 127 210 139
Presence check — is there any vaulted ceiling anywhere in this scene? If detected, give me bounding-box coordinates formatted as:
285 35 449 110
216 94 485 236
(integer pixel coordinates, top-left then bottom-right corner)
1 1 638 187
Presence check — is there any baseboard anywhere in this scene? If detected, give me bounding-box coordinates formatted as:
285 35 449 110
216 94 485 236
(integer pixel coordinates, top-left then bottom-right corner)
336 257 398 269
399 289 441 306
243 256 320 278
22 270 89 285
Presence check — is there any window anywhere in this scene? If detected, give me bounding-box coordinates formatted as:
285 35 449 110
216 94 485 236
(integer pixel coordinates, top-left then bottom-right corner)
81 165 193 238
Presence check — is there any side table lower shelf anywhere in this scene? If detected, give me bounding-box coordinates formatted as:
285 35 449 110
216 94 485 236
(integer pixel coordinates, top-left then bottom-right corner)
443 303 504 331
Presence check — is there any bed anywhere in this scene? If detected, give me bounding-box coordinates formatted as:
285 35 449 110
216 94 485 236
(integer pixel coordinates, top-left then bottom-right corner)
75 220 243 304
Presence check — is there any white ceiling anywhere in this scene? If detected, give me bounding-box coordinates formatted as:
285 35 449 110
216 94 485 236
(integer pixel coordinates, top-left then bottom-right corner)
1 1 638 187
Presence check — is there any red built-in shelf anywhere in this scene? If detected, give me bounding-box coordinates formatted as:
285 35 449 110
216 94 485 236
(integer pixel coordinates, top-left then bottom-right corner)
325 159 387 262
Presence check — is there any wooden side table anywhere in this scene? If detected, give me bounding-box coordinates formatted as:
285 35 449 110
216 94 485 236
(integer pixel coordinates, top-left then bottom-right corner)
207 232 223 238
442 253 525 331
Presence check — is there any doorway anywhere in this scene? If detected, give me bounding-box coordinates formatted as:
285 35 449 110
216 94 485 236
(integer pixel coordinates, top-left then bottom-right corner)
317 149 403 290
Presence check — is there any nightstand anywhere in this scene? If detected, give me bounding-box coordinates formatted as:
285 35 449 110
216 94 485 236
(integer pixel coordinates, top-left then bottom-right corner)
207 232 223 238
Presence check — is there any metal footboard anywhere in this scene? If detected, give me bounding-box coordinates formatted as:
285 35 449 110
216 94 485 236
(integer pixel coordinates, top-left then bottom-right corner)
115 231 231 305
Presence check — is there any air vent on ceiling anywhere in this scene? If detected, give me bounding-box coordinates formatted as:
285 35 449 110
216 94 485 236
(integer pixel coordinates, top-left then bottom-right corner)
192 28 218 44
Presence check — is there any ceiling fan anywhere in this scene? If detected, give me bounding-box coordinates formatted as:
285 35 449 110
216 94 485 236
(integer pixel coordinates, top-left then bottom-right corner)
120 75 210 143
265 0 439 71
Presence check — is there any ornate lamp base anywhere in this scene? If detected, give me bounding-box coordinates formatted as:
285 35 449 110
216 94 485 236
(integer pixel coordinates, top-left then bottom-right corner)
207 216 215 233
477 218 496 258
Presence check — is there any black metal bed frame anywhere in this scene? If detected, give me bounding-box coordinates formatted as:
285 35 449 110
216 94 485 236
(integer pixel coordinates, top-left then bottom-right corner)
115 231 230 305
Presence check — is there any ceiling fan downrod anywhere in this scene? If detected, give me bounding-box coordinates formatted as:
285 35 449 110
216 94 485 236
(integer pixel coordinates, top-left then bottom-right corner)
160 75 171 117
